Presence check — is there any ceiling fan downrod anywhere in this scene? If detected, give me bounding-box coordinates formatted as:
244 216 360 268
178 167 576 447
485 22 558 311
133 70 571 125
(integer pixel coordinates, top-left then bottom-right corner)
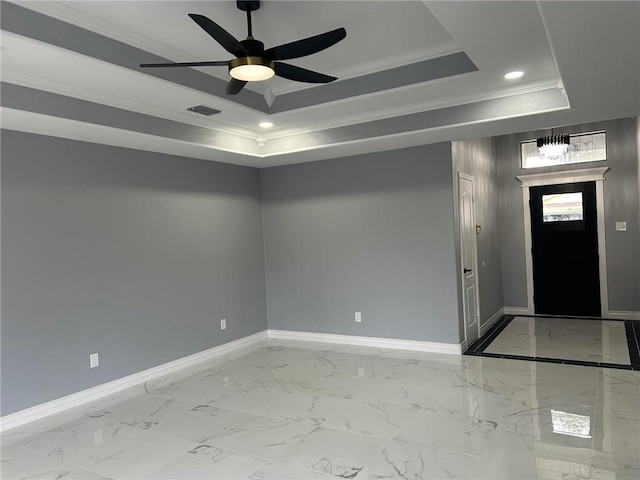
237 0 260 39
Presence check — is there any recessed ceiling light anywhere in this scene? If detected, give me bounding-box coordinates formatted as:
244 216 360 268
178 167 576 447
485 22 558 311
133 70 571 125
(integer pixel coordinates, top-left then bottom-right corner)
259 121 274 129
504 70 524 80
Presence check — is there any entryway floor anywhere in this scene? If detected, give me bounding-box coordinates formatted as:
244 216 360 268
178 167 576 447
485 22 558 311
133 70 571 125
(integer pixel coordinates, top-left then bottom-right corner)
465 315 640 370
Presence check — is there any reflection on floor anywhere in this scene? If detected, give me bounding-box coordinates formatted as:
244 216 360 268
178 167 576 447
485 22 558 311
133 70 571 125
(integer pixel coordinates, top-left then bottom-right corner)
2 340 639 479
467 316 640 370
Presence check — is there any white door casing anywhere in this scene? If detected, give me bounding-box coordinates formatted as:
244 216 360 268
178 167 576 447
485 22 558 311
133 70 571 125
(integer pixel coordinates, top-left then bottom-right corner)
458 172 480 345
516 167 609 317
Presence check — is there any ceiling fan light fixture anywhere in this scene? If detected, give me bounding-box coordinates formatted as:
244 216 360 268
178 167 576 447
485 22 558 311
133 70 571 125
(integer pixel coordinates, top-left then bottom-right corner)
229 56 274 81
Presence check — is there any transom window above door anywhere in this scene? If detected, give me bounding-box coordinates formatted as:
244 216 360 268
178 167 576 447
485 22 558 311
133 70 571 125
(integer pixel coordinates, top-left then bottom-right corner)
521 131 606 169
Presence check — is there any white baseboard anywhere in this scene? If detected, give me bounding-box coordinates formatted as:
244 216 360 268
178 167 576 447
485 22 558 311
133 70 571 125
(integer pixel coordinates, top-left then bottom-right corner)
504 306 530 316
268 329 462 355
1 328 466 432
0 331 268 433
480 307 505 335
608 311 640 320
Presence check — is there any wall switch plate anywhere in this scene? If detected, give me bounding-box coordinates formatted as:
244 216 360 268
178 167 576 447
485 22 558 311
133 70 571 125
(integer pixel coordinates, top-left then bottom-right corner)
220 318 227 330
90 353 99 368
355 312 362 323
616 221 627 231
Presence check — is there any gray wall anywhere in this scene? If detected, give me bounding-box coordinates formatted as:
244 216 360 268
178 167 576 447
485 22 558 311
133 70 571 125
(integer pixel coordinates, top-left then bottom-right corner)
497 118 640 313
1 131 267 416
452 138 504 331
261 144 461 344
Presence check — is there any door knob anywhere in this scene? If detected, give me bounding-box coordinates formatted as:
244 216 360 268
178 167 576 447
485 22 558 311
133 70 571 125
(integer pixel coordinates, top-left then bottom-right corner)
464 268 472 273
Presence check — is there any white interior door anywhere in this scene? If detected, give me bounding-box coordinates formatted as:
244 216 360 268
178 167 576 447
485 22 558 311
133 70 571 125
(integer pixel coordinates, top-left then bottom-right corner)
459 173 480 346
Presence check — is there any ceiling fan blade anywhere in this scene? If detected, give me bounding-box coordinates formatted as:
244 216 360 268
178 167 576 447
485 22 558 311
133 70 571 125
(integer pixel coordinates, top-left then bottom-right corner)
188 13 248 58
274 63 337 83
264 28 346 61
226 78 248 95
140 61 229 68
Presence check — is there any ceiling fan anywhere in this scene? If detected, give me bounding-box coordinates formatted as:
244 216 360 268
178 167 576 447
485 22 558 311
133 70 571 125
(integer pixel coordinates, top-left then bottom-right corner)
140 0 347 95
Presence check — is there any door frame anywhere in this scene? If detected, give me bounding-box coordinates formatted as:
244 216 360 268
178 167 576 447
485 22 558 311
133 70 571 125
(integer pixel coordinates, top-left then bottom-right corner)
458 172 481 347
517 167 609 317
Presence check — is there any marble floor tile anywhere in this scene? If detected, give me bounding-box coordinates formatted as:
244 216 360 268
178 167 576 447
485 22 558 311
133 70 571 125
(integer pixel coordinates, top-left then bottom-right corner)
100 395 196 431
485 317 631 365
355 440 477 479
470 457 591 480
358 378 514 421
266 393 418 438
396 409 497 456
0 390 147 449
250 366 334 393
150 374 246 404
233 345 316 370
152 404 253 443
203 381 295 416
146 445 273 479
293 350 379 378
14 415 142 465
247 461 336 479
596 368 640 419
480 404 596 471
0 444 113 480
193 357 278 385
276 427 388 479
72 430 198 479
203 415 316 458
3 341 640 480
590 414 640 475
307 371 378 398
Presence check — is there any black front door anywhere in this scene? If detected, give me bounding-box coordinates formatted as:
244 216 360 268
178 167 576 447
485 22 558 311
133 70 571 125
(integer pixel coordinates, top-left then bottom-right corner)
530 182 601 317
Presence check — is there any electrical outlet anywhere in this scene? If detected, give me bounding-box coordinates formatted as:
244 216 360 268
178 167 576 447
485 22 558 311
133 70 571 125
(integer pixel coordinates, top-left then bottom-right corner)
90 353 99 368
220 318 227 330
355 311 362 323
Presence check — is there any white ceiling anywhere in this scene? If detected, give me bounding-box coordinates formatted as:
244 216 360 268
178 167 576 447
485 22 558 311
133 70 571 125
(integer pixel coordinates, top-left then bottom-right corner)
1 0 638 167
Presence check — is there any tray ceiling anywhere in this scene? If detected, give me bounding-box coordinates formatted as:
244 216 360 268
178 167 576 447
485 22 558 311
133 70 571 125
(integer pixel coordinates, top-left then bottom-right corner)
1 1 638 167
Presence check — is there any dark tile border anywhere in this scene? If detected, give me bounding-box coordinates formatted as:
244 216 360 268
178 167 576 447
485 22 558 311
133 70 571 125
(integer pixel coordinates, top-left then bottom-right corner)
463 315 640 371
465 315 514 353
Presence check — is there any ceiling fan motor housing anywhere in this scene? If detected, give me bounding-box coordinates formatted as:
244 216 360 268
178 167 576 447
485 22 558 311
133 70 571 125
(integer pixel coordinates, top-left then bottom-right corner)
240 38 266 56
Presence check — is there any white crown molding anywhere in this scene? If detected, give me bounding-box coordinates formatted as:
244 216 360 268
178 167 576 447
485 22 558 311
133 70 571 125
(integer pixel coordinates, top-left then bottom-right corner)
268 330 462 355
0 331 268 433
266 77 564 140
